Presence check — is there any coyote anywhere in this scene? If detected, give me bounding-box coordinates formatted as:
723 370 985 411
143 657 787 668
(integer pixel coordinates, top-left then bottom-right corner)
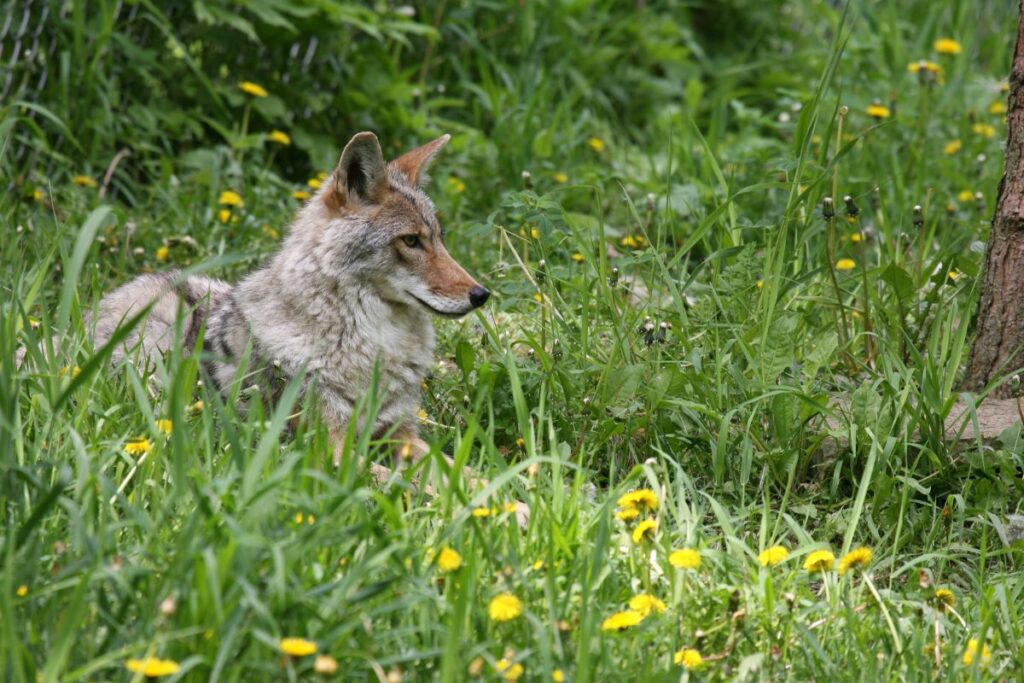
89 132 489 478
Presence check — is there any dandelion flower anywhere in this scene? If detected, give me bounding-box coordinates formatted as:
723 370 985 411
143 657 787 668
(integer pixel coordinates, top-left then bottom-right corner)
488 593 523 622
16 585 28 597
962 639 992 667
448 177 466 193
125 658 181 677
268 130 291 145
32 189 44 202
292 190 311 201
628 593 667 617
668 548 701 569
217 209 232 224
1000 80 1010 93
218 190 244 207
989 101 1007 115
617 489 658 511
314 655 339 674
957 190 975 202
934 38 962 55
552 670 566 682
156 419 173 435
155 246 170 263
631 519 657 544
239 81 268 97
280 637 317 656
616 508 640 522
907 60 942 75
948 269 962 281
472 507 492 518
850 232 862 243
72 175 98 188
934 588 955 609
803 549 835 573
495 659 524 681
758 545 789 567
866 104 891 119
835 258 856 271
600 609 643 632
124 438 152 456
972 123 996 138
571 252 584 263
587 137 605 153
434 547 462 572
944 140 962 155
674 648 703 670
838 546 873 575
553 173 568 184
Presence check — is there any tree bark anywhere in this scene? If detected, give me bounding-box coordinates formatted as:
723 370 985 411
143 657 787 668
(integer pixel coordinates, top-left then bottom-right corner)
962 0 1024 397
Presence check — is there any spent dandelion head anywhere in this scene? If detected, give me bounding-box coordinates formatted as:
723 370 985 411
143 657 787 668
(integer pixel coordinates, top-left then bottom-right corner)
314 655 339 674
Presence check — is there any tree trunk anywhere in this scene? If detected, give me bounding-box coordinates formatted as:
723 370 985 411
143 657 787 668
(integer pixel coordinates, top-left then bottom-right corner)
962 0 1024 397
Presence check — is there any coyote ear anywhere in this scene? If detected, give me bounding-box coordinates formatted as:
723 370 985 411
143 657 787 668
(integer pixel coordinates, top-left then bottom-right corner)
389 134 451 187
327 132 388 210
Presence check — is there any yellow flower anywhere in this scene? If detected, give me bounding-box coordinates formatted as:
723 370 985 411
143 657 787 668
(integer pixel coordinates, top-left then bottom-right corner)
600 609 643 632
838 546 873 575
72 175 98 188
515 437 526 448
553 173 568 184
674 648 703 670
32 188 44 202
16 584 28 597
989 101 1007 115
435 547 463 572
448 177 466 193
280 637 318 656
849 232 862 243
125 658 181 677
615 508 640 522
617 489 658 511
156 419 173 435
219 190 244 207
294 512 304 524
668 548 701 570
552 670 566 682
972 123 996 138
501 502 518 514
268 130 291 145
262 225 279 240
758 545 789 567
628 594 666 617
631 519 657 544
217 209 232 224
488 593 523 622
934 588 955 609
417 408 429 423
835 258 856 271
957 190 975 202
191 400 204 413
495 659 524 681
948 269 962 281
907 60 942 75
124 438 152 456
306 514 315 525
1000 80 1010 93
59 365 81 378
934 38 962 55
866 104 891 119
314 655 339 674
803 549 835 573
756 279 764 289
292 190 311 201
961 638 992 667
155 246 170 262
571 252 584 263
944 139 962 155
587 137 605 153
472 507 492 518
239 81 268 97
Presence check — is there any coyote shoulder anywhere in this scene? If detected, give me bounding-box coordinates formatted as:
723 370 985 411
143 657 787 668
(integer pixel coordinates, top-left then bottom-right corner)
91 132 489 464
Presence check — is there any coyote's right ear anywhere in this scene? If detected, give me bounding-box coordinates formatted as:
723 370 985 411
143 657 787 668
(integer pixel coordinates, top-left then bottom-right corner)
326 132 387 211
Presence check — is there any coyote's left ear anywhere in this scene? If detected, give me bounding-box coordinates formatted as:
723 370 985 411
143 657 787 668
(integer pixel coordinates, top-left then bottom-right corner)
389 134 451 187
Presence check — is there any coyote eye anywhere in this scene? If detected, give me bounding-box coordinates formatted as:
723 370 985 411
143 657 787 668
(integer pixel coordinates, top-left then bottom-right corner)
401 235 422 249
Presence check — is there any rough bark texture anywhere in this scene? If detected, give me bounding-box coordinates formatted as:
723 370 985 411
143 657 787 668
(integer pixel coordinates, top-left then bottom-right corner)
963 1 1024 397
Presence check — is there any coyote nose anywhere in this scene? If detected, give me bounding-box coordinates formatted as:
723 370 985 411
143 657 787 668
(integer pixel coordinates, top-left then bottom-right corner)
469 286 490 308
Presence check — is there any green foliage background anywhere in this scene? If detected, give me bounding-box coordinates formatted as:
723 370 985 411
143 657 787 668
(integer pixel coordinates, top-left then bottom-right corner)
3 0 1024 681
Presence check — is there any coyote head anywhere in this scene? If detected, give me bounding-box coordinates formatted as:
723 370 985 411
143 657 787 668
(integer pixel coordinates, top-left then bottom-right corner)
301 131 488 318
